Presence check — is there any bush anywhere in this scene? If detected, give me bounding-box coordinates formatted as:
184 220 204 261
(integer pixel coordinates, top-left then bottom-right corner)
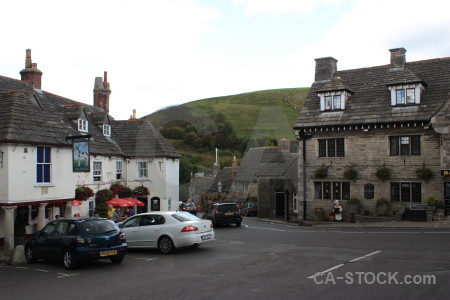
94 202 108 218
75 186 94 200
427 195 436 206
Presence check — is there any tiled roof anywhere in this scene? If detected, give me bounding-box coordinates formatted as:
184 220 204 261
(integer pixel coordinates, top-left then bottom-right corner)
294 57 450 129
0 74 179 159
234 147 297 182
208 167 233 193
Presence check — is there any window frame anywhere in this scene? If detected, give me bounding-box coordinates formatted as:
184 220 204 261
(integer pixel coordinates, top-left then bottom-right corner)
389 135 421 156
36 146 52 185
318 138 345 157
78 119 88 132
103 124 111 137
138 161 148 179
391 182 421 203
116 160 123 180
93 161 102 182
314 181 350 201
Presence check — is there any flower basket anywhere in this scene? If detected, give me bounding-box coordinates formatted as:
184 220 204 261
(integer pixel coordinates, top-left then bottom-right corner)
416 165 433 181
314 167 328 179
95 189 113 202
343 167 358 180
118 186 133 198
75 186 94 201
375 166 390 181
110 182 124 196
133 186 149 197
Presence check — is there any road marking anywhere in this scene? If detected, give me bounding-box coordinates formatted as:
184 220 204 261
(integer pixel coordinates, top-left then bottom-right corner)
423 232 450 234
136 257 158 262
57 273 79 279
328 231 365 234
307 250 382 279
348 250 381 263
34 269 50 272
369 231 420 234
307 264 345 279
15 267 28 270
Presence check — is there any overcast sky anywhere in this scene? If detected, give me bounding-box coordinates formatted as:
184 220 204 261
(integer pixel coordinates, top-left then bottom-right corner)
2 0 450 120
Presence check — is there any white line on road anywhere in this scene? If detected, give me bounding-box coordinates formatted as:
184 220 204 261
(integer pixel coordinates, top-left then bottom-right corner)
57 273 79 279
348 250 381 263
15 267 28 270
34 269 50 272
307 264 345 279
136 257 158 262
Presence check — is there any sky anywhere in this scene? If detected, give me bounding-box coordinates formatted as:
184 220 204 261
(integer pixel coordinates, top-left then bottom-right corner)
2 0 450 121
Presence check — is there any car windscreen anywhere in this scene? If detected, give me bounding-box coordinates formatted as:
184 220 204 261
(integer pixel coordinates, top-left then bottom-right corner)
171 212 201 222
79 220 119 234
218 204 239 212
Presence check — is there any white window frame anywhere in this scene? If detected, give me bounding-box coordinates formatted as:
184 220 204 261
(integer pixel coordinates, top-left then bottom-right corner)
389 83 424 106
78 119 88 132
103 124 111 137
138 161 148 179
116 160 123 180
318 91 349 111
93 161 102 182
36 146 52 185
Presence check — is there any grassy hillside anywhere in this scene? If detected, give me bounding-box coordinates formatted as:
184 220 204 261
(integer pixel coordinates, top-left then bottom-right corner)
145 88 309 140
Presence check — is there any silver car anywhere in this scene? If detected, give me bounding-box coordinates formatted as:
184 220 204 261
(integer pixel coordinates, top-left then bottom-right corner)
119 211 215 254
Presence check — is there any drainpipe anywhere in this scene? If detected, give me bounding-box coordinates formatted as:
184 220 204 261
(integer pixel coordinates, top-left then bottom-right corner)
300 132 312 220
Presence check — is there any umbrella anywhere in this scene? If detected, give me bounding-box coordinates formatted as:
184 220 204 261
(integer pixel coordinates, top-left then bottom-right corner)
107 198 135 207
71 200 83 206
122 197 145 207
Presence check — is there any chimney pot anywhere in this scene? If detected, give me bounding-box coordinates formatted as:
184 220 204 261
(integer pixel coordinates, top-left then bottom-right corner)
314 57 337 82
20 49 42 89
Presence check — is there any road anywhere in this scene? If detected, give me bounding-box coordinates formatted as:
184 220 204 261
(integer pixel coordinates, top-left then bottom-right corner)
1 217 450 300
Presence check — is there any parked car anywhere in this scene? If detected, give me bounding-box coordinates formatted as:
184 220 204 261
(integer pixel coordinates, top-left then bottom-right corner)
243 202 258 217
119 211 215 254
203 203 243 227
179 202 199 215
25 218 127 270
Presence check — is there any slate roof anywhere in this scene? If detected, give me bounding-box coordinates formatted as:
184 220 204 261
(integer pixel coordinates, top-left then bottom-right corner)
0 74 180 159
294 57 450 129
234 147 297 183
191 176 215 195
207 167 233 193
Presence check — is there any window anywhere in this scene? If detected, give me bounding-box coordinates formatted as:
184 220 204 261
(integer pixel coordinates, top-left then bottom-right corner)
395 88 415 105
116 160 123 180
138 161 148 179
293 193 298 212
37 146 51 184
93 161 102 182
103 124 111 137
318 138 345 157
390 136 420 156
314 182 350 200
391 182 421 203
78 119 88 132
324 95 342 111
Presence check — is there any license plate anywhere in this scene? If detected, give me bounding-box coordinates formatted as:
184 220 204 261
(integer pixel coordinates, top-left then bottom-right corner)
100 250 117 257
201 234 212 240
225 212 234 215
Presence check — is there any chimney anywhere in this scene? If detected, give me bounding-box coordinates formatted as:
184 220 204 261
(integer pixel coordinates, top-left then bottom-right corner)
314 57 337 82
20 49 43 89
390 48 406 71
93 71 111 112
231 156 238 184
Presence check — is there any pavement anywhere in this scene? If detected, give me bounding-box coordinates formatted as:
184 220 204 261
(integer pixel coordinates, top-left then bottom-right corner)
2 217 450 264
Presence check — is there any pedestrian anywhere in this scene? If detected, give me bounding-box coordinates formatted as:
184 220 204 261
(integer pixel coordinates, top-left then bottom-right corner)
333 200 343 222
107 205 120 221
129 206 135 217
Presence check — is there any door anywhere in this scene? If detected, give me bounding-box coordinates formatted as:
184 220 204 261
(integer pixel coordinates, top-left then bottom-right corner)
121 216 141 247
151 197 161 211
276 192 285 217
444 182 450 215
137 215 164 247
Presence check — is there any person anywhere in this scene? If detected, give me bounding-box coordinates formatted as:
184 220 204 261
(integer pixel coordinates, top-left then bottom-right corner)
129 207 135 217
107 205 120 221
55 215 60 219
333 200 343 222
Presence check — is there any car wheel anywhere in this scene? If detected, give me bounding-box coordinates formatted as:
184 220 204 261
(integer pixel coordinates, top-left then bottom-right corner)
110 254 125 264
25 246 37 263
236 221 241 227
63 250 79 270
158 236 175 254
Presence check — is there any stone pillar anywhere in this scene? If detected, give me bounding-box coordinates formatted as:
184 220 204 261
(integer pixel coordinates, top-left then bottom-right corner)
2 206 17 262
37 203 48 231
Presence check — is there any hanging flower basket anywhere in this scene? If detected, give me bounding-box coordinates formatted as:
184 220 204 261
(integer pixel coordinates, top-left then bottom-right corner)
416 165 433 181
95 189 113 202
75 186 94 201
314 167 328 179
118 186 133 198
375 166 391 181
110 182 124 195
133 186 149 197
343 167 358 180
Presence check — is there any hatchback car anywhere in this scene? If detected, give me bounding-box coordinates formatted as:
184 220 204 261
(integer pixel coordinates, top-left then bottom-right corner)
25 218 127 270
119 211 215 254
243 202 258 217
179 202 199 215
203 203 242 227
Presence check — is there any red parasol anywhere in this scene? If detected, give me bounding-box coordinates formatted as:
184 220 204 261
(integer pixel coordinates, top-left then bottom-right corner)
107 198 135 207
121 197 145 207
71 200 83 206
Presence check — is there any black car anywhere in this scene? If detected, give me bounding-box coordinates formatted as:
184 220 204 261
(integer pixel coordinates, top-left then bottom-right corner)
25 218 127 270
203 203 242 227
243 202 258 217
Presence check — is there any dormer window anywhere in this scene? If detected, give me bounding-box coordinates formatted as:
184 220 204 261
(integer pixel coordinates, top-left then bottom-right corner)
103 124 111 137
78 119 88 132
319 91 349 111
389 83 424 106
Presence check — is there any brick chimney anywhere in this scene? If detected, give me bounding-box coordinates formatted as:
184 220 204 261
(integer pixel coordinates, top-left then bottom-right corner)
93 71 111 112
390 48 406 71
20 49 43 89
231 156 239 184
314 57 337 82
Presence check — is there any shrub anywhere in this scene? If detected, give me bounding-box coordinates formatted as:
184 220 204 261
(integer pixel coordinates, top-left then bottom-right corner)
427 195 436 206
94 202 108 218
75 186 94 200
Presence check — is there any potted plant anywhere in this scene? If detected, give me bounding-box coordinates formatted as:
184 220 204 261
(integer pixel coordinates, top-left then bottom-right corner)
343 166 358 180
375 197 389 216
75 186 94 201
314 166 328 179
427 195 437 213
347 197 361 214
416 165 433 181
375 165 391 181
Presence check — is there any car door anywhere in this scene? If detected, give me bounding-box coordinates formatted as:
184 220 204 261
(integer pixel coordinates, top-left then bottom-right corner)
120 216 141 247
138 215 164 247
34 222 58 259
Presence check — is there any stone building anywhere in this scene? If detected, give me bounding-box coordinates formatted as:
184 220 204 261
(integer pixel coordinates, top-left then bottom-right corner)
294 48 450 221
